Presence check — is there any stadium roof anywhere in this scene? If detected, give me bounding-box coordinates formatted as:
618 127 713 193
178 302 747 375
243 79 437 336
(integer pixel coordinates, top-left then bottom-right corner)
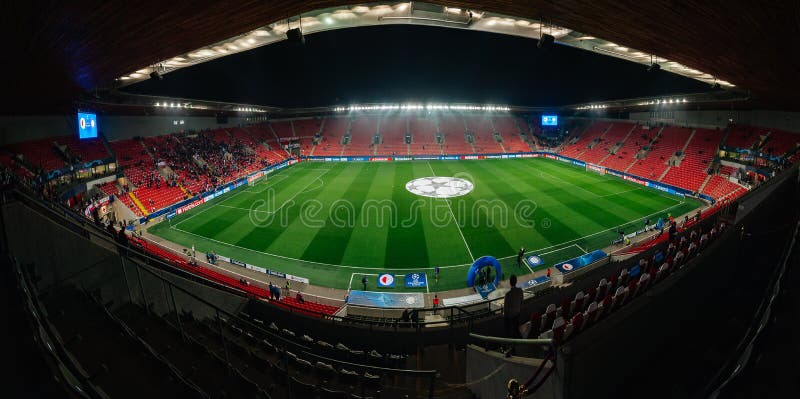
4 0 797 111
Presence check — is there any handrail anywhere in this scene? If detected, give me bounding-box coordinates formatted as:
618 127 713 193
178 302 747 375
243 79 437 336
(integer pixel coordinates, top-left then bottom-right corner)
469 333 553 346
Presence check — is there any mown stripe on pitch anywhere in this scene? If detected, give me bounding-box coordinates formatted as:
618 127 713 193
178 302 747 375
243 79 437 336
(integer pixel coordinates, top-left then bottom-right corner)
339 162 395 267
465 160 582 252
425 161 517 260
227 165 345 253
521 160 658 222
411 162 473 267
257 163 356 256
300 163 382 264
383 162 432 268
509 160 640 226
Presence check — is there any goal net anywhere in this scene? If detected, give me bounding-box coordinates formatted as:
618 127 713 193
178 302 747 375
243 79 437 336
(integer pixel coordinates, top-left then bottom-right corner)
248 172 267 187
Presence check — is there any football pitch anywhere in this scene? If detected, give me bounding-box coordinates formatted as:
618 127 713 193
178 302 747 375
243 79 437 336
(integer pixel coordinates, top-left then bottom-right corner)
149 158 701 291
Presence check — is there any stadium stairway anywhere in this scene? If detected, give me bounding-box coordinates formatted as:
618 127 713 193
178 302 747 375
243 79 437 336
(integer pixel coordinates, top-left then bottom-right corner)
128 192 149 216
697 174 714 193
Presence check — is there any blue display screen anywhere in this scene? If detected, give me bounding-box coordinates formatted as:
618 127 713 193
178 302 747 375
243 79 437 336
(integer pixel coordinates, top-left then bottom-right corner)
541 115 558 126
78 112 98 139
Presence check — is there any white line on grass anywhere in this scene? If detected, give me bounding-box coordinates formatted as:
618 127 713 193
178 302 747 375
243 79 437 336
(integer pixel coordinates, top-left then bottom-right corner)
267 169 331 215
516 201 685 259
575 243 589 254
597 187 643 198
173 168 295 228
245 174 289 193
426 161 475 262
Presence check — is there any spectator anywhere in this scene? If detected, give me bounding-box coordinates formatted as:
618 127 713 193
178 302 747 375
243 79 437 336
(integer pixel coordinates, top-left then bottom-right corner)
432 294 440 314
361 275 368 290
674 249 685 267
503 275 523 339
268 282 275 300
700 230 709 247
400 308 410 325
295 292 304 304
667 241 676 256
434 266 440 285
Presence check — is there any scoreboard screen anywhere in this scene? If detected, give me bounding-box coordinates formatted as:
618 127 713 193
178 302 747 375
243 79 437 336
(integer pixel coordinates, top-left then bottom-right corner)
78 112 98 139
541 115 558 126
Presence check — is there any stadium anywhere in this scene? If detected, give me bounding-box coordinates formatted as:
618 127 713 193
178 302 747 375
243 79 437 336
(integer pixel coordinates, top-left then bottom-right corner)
1 2 799 399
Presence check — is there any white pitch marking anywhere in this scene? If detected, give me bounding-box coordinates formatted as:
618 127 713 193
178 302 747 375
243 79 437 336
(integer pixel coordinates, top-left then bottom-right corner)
426 161 475 262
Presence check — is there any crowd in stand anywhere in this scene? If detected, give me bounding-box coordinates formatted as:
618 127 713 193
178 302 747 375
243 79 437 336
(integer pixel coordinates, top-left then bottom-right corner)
511 212 728 348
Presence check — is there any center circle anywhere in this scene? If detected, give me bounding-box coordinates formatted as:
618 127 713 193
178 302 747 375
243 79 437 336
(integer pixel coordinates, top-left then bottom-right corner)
405 176 474 198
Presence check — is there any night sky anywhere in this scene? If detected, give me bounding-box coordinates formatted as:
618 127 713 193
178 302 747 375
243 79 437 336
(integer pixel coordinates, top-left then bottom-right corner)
126 25 712 108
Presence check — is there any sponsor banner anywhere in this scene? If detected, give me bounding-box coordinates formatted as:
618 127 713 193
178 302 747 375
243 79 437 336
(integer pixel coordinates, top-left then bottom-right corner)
286 274 310 284
606 169 624 178
216 255 231 263
553 250 608 274
485 155 503 159
440 156 460 160
370 157 392 162
404 273 427 288
84 195 111 218
462 155 484 160
624 174 648 186
571 160 586 167
165 212 176 219
412 156 439 161
586 163 606 174
229 258 246 267
394 157 412 161
268 269 286 278
222 187 230 194
347 290 425 308
377 273 395 288
175 198 204 215
246 264 267 274
526 255 544 267
523 275 550 288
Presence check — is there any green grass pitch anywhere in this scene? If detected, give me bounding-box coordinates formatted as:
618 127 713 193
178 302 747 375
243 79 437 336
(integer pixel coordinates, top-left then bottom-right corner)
149 158 701 292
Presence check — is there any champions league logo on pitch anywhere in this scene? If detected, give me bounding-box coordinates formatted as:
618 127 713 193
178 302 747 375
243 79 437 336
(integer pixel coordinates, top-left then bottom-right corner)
405 177 474 198
526 255 543 267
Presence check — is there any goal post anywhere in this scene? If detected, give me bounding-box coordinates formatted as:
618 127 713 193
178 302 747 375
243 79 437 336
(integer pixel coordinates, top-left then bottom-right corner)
586 163 606 175
248 171 267 187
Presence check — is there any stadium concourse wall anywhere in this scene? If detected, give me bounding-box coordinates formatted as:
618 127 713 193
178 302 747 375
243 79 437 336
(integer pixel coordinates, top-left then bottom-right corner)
628 109 800 131
0 115 251 145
